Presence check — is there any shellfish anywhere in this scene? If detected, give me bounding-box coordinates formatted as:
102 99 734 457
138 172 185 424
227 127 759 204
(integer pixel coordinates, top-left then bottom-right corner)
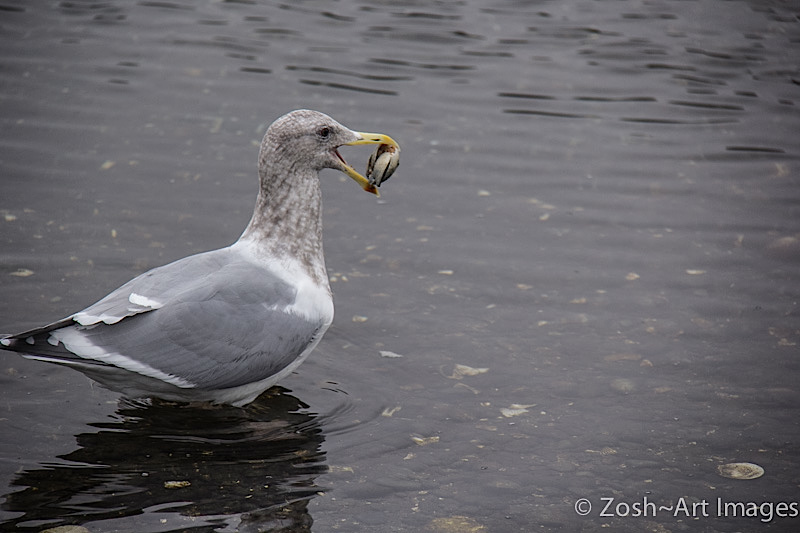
717 462 764 480
366 143 400 187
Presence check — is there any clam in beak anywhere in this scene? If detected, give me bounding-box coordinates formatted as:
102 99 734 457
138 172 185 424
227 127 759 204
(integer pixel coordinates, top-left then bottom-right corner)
339 132 400 197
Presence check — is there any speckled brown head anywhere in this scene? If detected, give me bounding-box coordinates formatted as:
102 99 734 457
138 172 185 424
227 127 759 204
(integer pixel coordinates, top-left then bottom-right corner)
241 109 400 281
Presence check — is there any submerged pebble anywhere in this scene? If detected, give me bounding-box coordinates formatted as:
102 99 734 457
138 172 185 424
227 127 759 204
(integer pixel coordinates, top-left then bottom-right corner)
610 378 636 394
448 363 489 379
427 515 486 532
164 480 191 489
412 435 439 446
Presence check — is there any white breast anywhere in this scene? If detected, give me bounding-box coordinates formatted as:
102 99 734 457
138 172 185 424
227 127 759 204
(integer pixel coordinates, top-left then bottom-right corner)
230 240 334 326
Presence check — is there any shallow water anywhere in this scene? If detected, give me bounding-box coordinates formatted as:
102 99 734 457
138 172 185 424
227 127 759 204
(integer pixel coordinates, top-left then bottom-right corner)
1 0 799 531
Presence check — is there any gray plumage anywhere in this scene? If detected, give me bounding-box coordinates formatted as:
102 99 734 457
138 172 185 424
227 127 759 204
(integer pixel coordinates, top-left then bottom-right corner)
1 109 398 406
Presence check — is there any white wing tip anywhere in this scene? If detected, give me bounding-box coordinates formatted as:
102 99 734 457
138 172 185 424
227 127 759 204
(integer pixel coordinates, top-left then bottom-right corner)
128 292 163 309
74 313 123 326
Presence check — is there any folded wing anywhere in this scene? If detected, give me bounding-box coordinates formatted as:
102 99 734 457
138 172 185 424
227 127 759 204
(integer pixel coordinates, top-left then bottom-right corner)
2 247 325 391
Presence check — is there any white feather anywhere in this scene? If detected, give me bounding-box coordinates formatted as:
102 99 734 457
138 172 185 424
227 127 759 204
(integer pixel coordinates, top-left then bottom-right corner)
74 312 125 326
128 292 163 309
48 328 195 388
231 241 334 326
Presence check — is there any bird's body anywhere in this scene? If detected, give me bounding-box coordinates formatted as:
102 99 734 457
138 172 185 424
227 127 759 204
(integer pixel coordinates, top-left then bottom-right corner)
1 110 399 406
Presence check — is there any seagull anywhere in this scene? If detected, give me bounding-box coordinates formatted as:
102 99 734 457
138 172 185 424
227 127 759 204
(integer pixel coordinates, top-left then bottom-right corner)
1 109 400 406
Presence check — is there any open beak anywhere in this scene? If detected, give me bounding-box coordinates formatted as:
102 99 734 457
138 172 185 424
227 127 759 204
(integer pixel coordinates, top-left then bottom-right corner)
337 132 400 196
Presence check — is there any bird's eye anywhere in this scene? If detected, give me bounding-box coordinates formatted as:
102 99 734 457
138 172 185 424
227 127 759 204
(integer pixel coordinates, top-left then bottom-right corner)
317 126 331 139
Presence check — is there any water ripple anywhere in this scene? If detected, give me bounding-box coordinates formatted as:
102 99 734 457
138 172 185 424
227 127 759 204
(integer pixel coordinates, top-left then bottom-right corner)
287 64 413 82
668 99 744 111
503 109 601 120
369 57 473 71
725 145 786 154
298 79 397 96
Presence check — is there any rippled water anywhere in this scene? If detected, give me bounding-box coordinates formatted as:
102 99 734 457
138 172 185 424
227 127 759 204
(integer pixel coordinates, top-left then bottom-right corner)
1 0 799 531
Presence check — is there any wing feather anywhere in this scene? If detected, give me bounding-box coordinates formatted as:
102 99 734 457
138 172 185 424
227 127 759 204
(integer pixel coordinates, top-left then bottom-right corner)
4 247 329 391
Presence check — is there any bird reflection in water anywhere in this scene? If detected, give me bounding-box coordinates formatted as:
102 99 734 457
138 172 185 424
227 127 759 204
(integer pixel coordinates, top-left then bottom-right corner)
2 387 326 532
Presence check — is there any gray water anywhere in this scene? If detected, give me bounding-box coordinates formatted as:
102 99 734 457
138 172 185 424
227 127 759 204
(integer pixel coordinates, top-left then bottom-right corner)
1 0 799 531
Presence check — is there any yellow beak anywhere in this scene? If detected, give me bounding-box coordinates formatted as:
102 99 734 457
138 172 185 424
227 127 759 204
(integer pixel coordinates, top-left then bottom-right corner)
341 132 400 196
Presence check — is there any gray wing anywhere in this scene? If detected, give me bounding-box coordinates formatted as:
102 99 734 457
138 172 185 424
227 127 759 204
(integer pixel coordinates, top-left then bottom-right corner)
3 247 326 390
